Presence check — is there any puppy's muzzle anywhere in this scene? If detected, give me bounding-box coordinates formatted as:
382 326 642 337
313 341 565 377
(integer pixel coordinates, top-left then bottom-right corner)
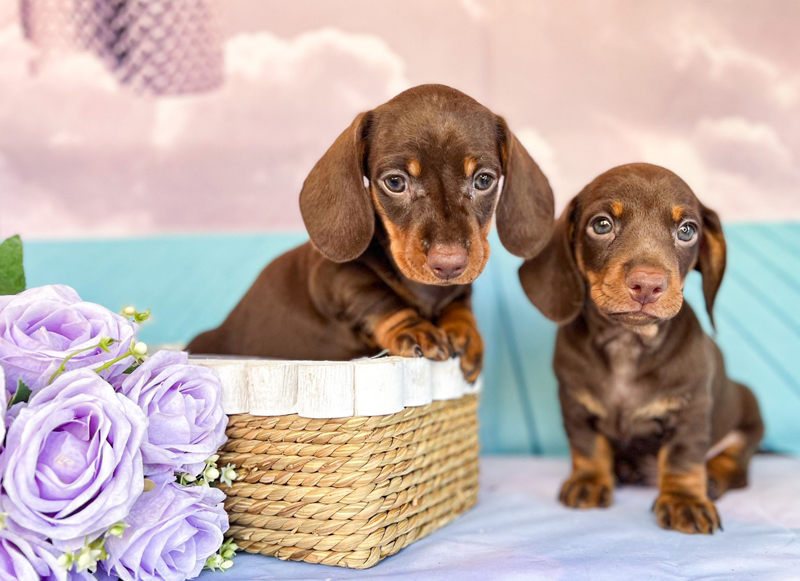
626 268 668 306
427 244 469 281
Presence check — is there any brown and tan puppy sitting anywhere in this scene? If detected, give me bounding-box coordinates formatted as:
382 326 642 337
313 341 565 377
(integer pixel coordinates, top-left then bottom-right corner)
188 84 554 381
520 163 763 534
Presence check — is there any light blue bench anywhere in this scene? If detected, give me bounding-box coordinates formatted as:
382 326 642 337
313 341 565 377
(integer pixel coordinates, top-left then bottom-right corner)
25 224 800 455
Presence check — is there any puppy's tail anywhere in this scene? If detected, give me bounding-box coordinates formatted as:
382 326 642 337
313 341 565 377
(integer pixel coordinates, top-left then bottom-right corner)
186 326 229 355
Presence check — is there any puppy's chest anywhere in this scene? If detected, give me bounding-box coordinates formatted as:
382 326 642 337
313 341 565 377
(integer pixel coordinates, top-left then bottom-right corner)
366 254 466 319
580 333 683 442
393 279 466 319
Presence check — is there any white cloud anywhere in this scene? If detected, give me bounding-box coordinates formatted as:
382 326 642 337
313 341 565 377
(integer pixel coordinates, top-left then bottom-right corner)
2 0 799 238
490 2 800 220
671 31 779 80
49 130 85 148
226 29 407 96
0 153 153 239
694 116 794 182
151 100 192 150
515 128 555 169
460 0 489 22
772 77 800 108
0 23 410 238
604 115 800 221
514 126 569 210
665 16 798 108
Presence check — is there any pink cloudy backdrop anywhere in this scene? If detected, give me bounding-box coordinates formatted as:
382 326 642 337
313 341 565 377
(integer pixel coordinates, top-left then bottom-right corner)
1 0 799 240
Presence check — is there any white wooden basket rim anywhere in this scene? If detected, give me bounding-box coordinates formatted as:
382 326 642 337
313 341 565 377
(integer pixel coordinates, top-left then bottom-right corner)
189 355 481 419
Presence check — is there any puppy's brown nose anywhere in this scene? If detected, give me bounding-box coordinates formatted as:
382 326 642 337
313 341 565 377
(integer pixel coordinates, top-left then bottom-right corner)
626 269 667 305
427 245 469 280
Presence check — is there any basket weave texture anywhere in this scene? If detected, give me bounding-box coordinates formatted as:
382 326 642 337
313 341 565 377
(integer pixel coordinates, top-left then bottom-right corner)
217 394 479 569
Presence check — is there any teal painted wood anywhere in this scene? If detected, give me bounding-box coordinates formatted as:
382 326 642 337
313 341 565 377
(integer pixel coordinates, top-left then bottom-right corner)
23 234 308 347
22 225 800 455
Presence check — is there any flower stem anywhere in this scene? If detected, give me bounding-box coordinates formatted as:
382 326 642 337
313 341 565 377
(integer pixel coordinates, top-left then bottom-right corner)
93 351 132 374
93 340 147 374
49 340 116 384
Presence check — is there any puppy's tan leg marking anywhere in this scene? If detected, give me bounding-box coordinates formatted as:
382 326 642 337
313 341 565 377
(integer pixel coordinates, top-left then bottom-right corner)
654 449 720 534
370 308 450 361
707 383 764 499
438 301 483 382
560 434 615 509
706 432 747 500
572 389 607 419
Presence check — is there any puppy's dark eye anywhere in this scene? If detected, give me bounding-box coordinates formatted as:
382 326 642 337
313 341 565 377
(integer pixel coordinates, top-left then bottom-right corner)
474 172 494 191
592 218 613 235
383 175 407 194
677 223 697 242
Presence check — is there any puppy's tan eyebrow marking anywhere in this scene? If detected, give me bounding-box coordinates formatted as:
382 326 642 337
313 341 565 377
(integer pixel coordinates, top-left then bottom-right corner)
672 205 685 222
610 201 624 218
407 159 421 178
464 157 477 177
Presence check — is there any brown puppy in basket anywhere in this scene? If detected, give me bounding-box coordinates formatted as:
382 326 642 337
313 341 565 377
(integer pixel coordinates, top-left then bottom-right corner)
188 84 554 381
520 163 763 533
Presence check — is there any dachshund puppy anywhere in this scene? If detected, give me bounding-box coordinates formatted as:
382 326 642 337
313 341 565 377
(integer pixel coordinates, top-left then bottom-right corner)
520 163 763 533
188 84 554 381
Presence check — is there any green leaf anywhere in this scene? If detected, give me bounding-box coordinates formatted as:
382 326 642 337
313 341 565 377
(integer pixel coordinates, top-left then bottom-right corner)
122 364 140 375
0 235 25 295
8 379 31 408
134 309 151 323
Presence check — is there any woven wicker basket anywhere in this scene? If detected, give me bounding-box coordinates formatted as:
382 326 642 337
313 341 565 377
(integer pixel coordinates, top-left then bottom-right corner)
191 355 481 568
217 393 479 568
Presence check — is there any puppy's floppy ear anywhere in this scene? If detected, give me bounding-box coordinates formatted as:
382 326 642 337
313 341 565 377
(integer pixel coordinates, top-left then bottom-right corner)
519 198 585 324
300 112 374 262
695 203 726 327
495 117 555 258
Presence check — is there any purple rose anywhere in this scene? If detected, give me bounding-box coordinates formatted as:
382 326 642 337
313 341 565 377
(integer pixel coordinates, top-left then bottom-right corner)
0 524 63 581
0 285 138 397
116 350 227 476
0 365 7 445
0 521 94 581
102 478 229 581
0 369 146 551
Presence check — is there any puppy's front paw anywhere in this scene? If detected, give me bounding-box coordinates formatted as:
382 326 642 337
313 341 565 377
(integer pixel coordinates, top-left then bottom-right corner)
438 304 483 382
653 492 721 534
440 320 483 382
559 473 613 509
386 319 451 361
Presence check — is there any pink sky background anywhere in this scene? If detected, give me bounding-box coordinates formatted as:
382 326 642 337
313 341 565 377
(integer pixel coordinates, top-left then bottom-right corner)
1 0 799 239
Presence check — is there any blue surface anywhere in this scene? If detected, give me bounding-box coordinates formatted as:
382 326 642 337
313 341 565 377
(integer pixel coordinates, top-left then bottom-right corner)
23 225 800 456
192 455 800 581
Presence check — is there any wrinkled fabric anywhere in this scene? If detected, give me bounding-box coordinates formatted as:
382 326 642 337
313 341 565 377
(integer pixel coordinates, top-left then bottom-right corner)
0 285 138 397
103 478 228 581
196 455 800 581
0 369 146 551
114 350 227 477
